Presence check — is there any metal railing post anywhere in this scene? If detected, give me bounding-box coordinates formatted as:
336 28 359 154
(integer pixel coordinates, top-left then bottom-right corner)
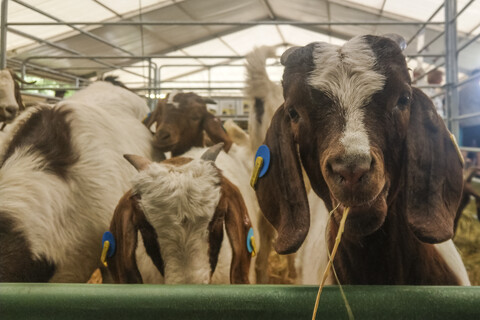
0 0 9 69
444 0 459 139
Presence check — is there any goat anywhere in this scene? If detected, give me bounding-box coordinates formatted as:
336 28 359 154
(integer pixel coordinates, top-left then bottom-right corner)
245 46 283 153
144 92 232 156
0 81 153 282
255 34 470 285
0 69 33 126
105 143 254 284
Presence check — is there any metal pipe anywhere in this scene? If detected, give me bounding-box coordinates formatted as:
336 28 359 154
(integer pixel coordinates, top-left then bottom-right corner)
0 0 9 69
457 31 480 54
444 0 459 138
7 20 446 26
2 284 480 320
11 0 136 56
450 111 480 121
406 3 444 46
24 55 249 60
21 86 246 91
8 28 147 79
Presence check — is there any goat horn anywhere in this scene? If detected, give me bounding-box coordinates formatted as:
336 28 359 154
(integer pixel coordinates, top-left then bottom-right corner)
124 154 152 172
201 143 224 162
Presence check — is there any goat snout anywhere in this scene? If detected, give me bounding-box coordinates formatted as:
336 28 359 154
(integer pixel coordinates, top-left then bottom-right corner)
0 105 18 121
329 154 372 189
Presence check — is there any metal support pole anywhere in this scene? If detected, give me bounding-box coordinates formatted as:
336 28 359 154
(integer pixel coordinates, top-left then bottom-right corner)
444 0 460 139
0 0 8 69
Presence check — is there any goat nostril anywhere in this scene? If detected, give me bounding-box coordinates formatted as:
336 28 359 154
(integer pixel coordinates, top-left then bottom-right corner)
5 106 16 115
331 162 370 187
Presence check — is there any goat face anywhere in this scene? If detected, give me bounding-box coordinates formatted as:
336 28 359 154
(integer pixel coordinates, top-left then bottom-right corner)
255 35 464 254
107 145 252 284
0 69 20 122
145 92 231 156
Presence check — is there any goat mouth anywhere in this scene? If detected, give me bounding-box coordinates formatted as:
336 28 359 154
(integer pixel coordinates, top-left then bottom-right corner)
332 187 388 237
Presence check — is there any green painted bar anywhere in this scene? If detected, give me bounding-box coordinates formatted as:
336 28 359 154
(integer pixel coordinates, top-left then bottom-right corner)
1 284 479 319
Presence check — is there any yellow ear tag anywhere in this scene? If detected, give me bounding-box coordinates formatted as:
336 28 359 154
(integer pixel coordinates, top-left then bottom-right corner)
250 156 264 188
450 133 465 168
250 236 257 258
100 240 110 267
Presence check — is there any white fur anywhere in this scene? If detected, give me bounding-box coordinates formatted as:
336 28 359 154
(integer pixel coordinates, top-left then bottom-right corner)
244 46 284 153
131 155 246 284
67 81 149 121
434 240 471 286
308 37 385 158
295 191 332 285
166 90 180 108
0 69 19 120
0 86 153 282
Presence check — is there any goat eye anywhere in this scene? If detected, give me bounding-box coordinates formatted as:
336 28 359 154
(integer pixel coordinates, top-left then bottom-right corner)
397 95 410 109
288 107 300 122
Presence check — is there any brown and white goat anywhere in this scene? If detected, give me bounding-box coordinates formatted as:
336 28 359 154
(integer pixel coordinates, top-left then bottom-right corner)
0 81 153 282
144 92 232 156
106 144 253 284
255 34 470 285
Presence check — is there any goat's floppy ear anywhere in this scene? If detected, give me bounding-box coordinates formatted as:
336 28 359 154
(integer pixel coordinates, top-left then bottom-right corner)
405 88 464 243
107 191 164 283
202 113 233 153
107 191 143 283
217 176 252 284
124 154 152 171
143 100 163 131
255 105 309 254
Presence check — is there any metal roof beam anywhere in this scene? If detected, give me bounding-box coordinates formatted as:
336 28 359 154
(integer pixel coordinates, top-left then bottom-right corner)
12 0 136 56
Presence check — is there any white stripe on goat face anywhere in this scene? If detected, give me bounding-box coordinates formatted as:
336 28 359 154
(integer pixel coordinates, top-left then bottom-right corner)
167 90 180 108
308 37 385 157
0 70 19 115
132 159 222 284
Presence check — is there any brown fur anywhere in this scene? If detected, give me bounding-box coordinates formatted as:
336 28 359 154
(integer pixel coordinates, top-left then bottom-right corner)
144 92 232 156
0 214 55 282
255 35 464 285
107 157 252 284
2 106 79 179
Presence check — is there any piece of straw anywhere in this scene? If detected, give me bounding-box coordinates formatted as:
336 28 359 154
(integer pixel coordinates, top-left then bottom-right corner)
312 206 350 320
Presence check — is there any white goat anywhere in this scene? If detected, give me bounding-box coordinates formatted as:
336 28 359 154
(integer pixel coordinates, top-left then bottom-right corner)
245 46 283 153
106 144 254 284
0 81 153 282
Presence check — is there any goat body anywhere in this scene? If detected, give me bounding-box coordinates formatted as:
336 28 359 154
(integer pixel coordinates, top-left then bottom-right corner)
256 35 470 285
0 81 153 282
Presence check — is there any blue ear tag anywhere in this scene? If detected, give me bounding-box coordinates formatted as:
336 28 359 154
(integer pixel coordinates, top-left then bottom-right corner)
100 231 116 267
250 145 271 188
255 145 270 178
142 112 152 125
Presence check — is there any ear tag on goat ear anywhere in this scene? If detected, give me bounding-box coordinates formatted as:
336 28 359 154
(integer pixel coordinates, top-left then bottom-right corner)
246 227 257 257
100 231 116 267
142 112 152 125
449 133 465 168
250 145 270 189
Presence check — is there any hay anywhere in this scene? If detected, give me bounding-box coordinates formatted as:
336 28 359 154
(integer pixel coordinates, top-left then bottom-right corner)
453 181 480 285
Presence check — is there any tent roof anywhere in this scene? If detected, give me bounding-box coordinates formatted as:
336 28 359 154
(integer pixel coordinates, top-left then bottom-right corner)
3 0 480 95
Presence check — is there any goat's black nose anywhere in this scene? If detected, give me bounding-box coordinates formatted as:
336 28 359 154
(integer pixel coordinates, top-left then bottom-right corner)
329 156 372 189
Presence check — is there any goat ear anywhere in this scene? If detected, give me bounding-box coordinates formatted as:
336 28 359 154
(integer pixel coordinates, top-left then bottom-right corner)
203 98 217 105
106 191 143 283
255 105 309 254
202 113 233 153
218 177 252 284
405 88 464 243
143 100 163 131
124 154 152 171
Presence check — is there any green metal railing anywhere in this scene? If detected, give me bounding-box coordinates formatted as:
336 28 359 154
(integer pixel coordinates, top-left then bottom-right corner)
1 284 479 319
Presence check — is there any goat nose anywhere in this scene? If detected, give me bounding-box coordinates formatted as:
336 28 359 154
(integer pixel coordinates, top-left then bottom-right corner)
330 156 372 188
5 106 16 116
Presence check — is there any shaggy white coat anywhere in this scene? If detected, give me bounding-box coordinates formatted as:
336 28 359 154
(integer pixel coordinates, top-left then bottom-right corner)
135 145 258 284
0 84 153 282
